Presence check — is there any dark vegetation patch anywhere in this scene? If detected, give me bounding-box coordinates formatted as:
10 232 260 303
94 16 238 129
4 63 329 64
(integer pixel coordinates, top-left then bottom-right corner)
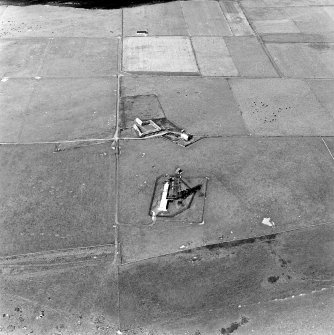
268 275 280 283
220 316 249 334
204 233 277 252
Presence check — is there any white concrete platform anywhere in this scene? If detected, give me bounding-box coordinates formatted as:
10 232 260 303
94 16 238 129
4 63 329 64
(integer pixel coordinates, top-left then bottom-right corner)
122 36 199 74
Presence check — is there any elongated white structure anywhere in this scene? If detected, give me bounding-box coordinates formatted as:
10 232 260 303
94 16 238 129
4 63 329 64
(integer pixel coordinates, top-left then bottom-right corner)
135 118 143 126
158 182 170 212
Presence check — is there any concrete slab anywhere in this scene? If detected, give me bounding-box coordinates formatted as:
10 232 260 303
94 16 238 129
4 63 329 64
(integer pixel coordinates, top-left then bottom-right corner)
244 7 289 21
325 6 334 22
120 76 247 136
181 1 232 36
0 143 115 256
286 7 334 34
248 4 334 33
243 5 302 33
246 6 334 36
123 2 187 36
261 33 334 43
241 0 334 7
192 36 277 77
253 19 300 34
319 0 334 4
266 43 334 78
241 0 271 7
307 79 334 116
117 137 334 262
39 38 118 77
119 224 334 330
229 78 334 135
219 1 254 36
0 5 121 38
0 38 48 78
191 37 239 76
225 36 278 77
0 251 118 333
0 79 34 142
20 78 117 142
122 37 198 74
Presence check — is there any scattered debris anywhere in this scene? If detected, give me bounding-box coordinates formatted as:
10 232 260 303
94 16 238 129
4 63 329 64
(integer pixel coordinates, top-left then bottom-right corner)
262 217 275 227
133 117 198 147
1 77 9 82
179 242 191 249
36 311 45 319
191 256 200 263
149 168 204 221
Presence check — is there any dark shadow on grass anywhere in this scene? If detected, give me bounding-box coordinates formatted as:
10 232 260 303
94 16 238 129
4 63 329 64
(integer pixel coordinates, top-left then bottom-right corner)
0 0 178 9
